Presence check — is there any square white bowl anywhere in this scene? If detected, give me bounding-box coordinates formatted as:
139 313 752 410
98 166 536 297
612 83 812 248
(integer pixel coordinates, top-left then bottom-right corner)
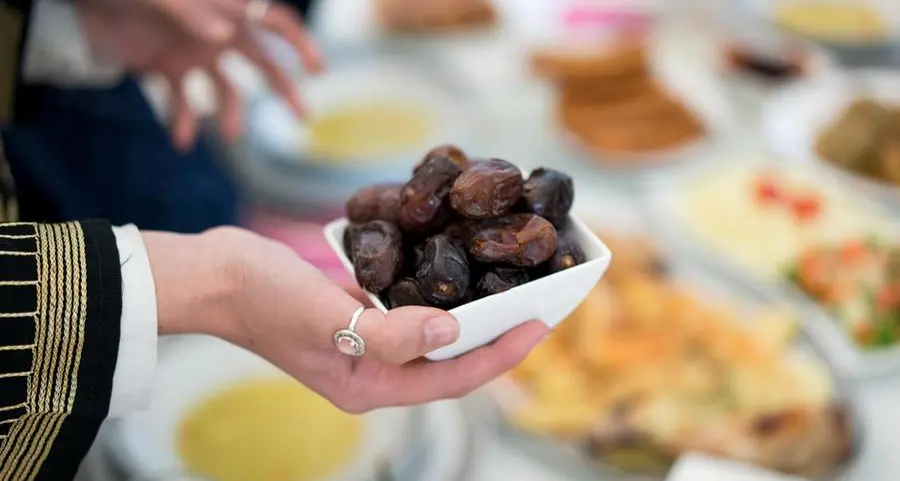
324 215 612 361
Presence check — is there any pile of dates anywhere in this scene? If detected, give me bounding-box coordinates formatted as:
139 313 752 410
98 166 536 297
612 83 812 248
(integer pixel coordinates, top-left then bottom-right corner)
343 145 587 309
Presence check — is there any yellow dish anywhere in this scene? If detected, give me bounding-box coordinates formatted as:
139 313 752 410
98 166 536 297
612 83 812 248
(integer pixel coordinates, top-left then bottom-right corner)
775 3 888 41
178 378 363 481
305 102 436 162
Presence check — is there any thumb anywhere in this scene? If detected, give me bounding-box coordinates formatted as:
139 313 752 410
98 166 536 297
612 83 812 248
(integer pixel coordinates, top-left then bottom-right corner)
355 307 460 365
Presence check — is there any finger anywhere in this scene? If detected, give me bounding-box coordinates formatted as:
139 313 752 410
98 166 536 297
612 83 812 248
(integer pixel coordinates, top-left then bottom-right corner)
165 72 198 152
208 60 243 142
235 32 305 118
156 0 236 43
353 307 459 365
261 4 325 73
371 321 548 406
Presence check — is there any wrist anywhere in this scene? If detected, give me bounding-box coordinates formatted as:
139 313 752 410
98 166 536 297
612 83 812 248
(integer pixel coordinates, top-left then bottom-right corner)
144 227 248 342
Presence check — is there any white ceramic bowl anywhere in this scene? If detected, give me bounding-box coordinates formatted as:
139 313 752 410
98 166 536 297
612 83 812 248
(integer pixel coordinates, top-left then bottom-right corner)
104 336 411 481
324 216 612 361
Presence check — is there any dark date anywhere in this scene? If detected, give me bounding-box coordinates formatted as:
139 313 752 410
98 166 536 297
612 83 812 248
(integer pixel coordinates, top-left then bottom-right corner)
450 158 524 219
413 144 470 174
399 156 465 231
468 213 558 267
346 183 403 223
346 221 403 292
477 267 530 296
386 278 430 308
547 231 586 273
416 234 471 306
519 168 574 228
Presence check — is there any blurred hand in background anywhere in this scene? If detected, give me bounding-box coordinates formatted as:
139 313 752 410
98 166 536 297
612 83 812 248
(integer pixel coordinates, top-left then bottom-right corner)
77 0 324 150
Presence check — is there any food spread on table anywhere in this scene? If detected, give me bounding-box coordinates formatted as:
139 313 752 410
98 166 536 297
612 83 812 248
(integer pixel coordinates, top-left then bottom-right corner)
532 38 705 159
306 102 437 161
374 0 497 33
816 98 900 186
343 145 584 309
676 164 895 279
178 378 363 481
505 234 852 476
775 2 889 42
785 238 900 349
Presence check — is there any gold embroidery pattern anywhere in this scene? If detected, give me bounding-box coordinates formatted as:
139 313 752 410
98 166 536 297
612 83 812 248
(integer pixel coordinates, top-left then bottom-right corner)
0 223 88 481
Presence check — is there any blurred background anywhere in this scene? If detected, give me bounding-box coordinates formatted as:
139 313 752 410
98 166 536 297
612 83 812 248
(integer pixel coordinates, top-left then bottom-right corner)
78 0 900 480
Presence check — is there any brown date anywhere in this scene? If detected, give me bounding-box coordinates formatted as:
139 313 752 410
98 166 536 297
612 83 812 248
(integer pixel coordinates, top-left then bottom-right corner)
399 156 464 231
547 232 586 273
449 158 524 219
346 221 403 292
416 234 470 306
387 278 430 308
477 267 530 296
346 183 403 223
519 168 574 228
468 213 558 267
413 144 470 174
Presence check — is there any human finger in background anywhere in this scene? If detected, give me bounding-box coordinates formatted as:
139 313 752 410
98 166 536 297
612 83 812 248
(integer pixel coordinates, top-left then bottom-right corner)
207 59 243 142
366 320 548 407
155 0 236 43
165 72 199 152
260 3 325 73
235 31 306 118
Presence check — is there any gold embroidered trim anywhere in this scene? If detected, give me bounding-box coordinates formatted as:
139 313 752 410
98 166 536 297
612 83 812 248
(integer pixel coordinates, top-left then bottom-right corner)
0 371 30 379
0 403 25 413
0 251 36 256
0 280 38 286
0 235 34 240
0 344 33 351
0 223 88 480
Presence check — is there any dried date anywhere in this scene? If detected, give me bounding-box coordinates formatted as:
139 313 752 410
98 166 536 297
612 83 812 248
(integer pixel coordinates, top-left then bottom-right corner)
346 221 403 292
468 213 558 267
346 183 403 223
387 278 431 308
416 234 470 306
413 144 470 174
399 156 464 231
449 158 524 219
519 168 574 228
477 267 530 296
547 231 586 273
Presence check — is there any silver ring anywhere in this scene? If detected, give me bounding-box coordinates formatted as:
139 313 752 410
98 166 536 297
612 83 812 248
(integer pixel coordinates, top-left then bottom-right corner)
333 307 366 357
245 0 270 25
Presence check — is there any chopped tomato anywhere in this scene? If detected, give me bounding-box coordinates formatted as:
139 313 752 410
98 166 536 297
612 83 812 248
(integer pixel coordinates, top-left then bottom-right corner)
854 322 874 345
876 287 899 312
753 175 782 205
840 240 868 264
791 193 822 222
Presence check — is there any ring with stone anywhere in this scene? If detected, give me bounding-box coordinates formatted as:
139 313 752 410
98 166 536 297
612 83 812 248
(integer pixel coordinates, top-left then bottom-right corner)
245 0 270 25
333 307 367 357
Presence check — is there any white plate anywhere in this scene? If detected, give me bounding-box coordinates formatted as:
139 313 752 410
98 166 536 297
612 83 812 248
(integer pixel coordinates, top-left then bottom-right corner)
480 259 864 481
324 214 612 361
104 336 412 481
762 68 900 207
646 159 900 377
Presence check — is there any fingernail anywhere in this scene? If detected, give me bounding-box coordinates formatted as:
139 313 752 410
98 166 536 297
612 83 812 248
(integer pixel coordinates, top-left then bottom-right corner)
424 317 460 347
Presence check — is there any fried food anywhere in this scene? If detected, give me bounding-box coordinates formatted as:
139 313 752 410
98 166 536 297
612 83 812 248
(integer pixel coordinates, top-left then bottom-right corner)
375 0 496 33
506 233 852 476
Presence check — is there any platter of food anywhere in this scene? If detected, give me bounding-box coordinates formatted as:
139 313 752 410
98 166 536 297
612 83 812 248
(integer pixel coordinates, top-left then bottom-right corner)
647 159 900 376
480 229 863 480
532 35 712 170
324 144 612 360
762 69 900 207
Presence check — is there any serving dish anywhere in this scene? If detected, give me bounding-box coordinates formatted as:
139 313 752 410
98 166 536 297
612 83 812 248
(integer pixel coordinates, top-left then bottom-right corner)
103 336 414 481
324 214 612 361
480 237 863 481
762 68 900 208
646 158 900 376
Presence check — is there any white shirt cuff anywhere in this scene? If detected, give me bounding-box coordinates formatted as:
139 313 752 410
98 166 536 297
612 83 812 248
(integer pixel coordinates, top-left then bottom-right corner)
22 0 123 86
109 224 158 418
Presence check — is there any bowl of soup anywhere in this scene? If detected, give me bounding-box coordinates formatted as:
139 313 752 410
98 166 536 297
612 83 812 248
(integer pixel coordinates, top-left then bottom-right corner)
247 59 470 185
104 336 413 481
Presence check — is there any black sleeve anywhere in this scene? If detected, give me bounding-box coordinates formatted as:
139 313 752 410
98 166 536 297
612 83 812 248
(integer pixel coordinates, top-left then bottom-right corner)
0 220 122 481
0 0 35 125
